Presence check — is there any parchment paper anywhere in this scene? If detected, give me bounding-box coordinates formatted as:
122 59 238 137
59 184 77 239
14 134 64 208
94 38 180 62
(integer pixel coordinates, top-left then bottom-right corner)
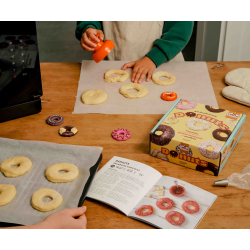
0 137 102 226
73 61 218 114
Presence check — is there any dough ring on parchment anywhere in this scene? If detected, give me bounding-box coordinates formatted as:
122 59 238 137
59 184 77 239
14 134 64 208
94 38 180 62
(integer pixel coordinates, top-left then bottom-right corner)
31 188 63 212
0 156 32 178
152 71 176 86
104 69 130 83
81 90 107 105
46 163 79 183
0 184 17 206
119 83 148 99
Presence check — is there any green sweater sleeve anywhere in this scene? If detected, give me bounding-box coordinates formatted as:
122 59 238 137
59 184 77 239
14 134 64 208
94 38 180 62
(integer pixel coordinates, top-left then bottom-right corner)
146 21 194 67
75 21 103 41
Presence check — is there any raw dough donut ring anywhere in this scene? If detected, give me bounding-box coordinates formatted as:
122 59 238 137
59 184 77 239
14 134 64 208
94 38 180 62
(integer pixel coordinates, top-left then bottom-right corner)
152 71 176 86
182 201 200 214
212 129 231 142
0 156 32 178
165 211 185 226
151 124 175 146
46 115 64 126
104 69 130 83
176 99 197 110
161 91 177 101
111 128 131 141
59 125 78 137
205 105 225 113
135 205 154 216
31 188 63 212
156 198 174 210
46 163 79 183
119 83 148 99
81 90 107 105
186 118 212 131
198 140 222 160
0 184 16 206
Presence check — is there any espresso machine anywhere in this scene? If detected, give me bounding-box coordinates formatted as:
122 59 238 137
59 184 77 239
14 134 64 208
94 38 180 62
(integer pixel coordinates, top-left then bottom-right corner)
0 21 43 123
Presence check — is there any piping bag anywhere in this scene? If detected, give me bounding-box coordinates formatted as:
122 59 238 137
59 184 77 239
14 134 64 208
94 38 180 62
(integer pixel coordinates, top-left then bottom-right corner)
214 164 250 189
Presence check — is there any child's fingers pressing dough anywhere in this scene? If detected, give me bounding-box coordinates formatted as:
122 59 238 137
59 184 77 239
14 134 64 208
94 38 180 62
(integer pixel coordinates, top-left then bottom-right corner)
80 28 104 51
122 57 156 84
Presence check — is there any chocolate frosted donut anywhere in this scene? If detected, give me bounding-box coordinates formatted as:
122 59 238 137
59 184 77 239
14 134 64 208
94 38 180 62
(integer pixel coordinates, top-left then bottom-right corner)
46 115 64 126
186 112 196 117
59 126 78 137
151 125 175 146
213 129 231 142
205 105 225 113
196 162 219 176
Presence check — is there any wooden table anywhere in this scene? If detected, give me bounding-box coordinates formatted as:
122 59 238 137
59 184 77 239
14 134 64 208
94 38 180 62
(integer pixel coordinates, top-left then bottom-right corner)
1 62 250 229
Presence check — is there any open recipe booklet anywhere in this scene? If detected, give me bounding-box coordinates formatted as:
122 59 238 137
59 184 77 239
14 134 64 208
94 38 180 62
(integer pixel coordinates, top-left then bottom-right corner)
87 156 217 229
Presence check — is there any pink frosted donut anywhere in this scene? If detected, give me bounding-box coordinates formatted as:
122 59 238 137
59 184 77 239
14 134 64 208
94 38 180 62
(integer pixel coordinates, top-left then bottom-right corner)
198 140 222 160
165 211 185 226
111 128 131 141
176 99 197 110
135 205 154 216
182 201 200 214
156 198 174 210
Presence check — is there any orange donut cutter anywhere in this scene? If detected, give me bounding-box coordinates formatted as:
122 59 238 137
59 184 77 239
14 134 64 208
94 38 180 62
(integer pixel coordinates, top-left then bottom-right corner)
92 34 115 63
161 91 178 101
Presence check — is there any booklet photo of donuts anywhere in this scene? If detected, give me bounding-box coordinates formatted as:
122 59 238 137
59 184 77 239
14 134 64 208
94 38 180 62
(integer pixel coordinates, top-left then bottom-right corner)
87 156 217 229
129 176 217 229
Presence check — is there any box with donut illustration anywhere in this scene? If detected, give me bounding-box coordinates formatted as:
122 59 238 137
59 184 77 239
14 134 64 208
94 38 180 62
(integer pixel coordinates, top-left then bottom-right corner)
150 98 246 176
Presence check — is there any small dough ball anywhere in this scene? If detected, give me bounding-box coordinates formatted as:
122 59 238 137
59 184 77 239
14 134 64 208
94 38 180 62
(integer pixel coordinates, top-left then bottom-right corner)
119 83 148 99
0 156 32 178
152 71 176 86
0 184 17 206
104 69 130 82
81 90 107 105
31 188 63 212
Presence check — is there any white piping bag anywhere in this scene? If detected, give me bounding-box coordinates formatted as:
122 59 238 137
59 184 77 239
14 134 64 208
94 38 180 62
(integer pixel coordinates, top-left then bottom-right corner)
214 164 250 189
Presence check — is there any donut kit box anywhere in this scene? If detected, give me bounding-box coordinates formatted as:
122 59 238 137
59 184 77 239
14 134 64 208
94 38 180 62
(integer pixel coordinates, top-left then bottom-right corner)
150 98 246 176
87 156 217 229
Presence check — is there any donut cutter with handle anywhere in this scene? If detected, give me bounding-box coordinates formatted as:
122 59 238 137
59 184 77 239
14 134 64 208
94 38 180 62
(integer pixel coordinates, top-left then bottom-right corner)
92 34 115 63
222 68 250 107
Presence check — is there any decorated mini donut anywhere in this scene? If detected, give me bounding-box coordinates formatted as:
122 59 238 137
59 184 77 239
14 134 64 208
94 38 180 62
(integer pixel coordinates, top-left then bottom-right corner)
112 128 131 141
156 198 174 210
176 99 197 110
165 211 185 226
182 201 200 214
205 105 225 113
161 91 177 101
186 118 212 131
151 125 175 146
59 126 78 137
186 112 196 117
196 162 219 176
176 144 193 156
212 129 231 142
46 115 64 126
198 140 222 160
135 205 154 216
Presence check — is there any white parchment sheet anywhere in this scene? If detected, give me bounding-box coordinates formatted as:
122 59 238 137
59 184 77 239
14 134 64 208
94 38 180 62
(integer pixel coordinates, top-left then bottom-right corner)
0 137 102 226
73 61 218 114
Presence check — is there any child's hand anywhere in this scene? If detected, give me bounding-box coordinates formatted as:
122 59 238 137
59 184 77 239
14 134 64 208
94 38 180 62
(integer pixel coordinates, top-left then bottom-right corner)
41 206 87 229
122 57 156 83
80 28 104 51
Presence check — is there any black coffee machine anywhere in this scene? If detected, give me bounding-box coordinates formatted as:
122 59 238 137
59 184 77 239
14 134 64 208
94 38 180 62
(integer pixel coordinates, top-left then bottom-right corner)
0 21 43 123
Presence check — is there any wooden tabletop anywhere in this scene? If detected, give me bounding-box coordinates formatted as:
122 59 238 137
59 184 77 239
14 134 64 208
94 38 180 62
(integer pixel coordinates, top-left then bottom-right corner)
1 62 250 229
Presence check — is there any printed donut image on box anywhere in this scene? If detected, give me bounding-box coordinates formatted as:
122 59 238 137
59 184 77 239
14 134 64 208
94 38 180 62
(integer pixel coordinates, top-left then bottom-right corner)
149 98 246 176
